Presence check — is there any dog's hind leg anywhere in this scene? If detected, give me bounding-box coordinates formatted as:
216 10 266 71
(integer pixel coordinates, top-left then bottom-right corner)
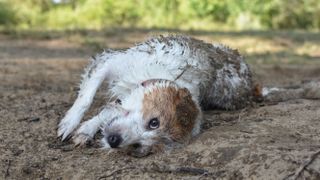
58 53 113 140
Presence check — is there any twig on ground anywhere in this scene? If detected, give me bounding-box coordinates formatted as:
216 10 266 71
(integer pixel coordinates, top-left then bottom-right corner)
5 159 11 178
146 163 225 178
17 117 40 122
149 163 209 175
238 108 246 122
97 163 224 179
284 149 320 180
98 166 135 179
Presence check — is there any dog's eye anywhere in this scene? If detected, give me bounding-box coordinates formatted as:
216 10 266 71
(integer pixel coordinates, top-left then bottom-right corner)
148 118 160 129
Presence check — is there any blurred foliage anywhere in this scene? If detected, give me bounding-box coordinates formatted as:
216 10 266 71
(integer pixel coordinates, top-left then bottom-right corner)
0 1 17 26
0 0 319 30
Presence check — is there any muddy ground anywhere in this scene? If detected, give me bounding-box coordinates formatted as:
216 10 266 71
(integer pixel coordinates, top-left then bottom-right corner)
0 30 320 179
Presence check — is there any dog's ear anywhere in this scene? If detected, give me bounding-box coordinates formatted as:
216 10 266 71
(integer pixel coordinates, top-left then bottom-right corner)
177 88 190 100
170 88 199 141
175 88 198 127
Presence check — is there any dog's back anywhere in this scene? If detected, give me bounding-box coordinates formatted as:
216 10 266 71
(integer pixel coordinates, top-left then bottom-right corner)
109 35 253 110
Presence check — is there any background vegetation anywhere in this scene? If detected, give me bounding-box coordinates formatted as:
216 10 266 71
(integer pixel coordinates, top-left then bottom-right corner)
0 0 319 31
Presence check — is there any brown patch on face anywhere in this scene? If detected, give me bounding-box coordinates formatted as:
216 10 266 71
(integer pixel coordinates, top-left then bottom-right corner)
142 86 199 144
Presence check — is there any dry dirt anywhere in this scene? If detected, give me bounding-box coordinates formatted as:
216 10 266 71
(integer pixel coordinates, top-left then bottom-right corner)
0 31 320 180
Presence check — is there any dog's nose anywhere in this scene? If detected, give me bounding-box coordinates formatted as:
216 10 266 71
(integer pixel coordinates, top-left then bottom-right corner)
107 134 122 148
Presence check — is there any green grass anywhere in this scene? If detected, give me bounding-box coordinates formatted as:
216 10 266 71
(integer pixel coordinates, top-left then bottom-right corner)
1 28 319 65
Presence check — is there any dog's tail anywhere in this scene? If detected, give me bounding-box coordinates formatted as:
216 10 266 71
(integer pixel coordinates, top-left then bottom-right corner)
253 81 320 103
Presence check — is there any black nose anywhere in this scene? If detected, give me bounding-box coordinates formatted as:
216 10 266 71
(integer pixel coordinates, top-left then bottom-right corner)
107 134 122 148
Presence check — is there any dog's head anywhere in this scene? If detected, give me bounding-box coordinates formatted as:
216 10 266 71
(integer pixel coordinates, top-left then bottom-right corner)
101 80 201 157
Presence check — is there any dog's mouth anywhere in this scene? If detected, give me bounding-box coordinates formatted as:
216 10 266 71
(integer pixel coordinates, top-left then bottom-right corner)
130 143 141 149
125 143 152 157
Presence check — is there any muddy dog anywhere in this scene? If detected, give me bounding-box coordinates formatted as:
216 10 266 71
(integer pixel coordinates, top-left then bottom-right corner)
57 35 319 157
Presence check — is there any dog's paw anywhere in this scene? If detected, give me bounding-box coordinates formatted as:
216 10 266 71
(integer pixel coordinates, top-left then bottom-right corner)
57 116 80 141
72 121 97 145
73 133 92 146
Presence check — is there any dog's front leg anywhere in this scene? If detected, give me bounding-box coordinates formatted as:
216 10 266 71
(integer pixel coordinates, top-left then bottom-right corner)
73 105 125 146
58 55 112 140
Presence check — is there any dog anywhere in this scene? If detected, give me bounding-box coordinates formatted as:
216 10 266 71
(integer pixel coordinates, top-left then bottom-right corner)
58 35 319 157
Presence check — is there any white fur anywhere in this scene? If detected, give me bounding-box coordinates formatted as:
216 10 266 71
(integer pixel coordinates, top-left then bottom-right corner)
73 105 126 145
262 87 280 96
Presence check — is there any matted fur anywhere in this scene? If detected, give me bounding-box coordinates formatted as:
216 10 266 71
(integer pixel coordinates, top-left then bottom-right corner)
58 35 254 157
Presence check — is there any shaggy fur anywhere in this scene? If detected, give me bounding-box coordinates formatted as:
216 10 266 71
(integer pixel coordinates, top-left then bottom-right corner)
58 35 255 156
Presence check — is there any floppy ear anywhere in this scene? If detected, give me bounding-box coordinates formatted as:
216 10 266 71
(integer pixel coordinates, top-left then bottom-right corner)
175 88 199 128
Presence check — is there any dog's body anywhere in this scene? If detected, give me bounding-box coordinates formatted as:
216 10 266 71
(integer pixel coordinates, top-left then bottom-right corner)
58 35 254 156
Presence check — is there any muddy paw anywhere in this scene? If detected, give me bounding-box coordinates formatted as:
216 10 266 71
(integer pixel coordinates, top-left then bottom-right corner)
73 133 92 146
57 116 81 141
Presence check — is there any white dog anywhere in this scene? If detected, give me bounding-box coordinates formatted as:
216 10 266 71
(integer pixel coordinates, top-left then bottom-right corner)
57 35 255 157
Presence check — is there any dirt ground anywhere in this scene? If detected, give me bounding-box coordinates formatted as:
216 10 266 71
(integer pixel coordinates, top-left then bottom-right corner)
0 30 320 179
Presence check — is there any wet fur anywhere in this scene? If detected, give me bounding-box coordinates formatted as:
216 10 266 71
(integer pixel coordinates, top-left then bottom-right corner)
58 35 254 156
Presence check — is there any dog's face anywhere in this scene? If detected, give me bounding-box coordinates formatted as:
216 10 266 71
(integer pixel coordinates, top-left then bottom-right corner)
101 81 200 157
